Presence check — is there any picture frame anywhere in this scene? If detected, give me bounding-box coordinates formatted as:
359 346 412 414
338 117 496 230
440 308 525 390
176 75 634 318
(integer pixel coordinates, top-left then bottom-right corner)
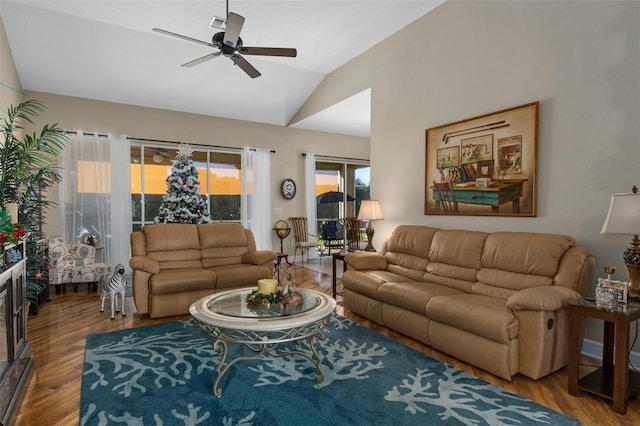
476 160 494 178
597 278 628 305
425 102 538 216
497 136 522 176
461 135 493 164
436 146 460 169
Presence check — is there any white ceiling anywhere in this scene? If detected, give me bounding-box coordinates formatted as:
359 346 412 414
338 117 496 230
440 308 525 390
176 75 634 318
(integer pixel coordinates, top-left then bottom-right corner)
1 1 443 137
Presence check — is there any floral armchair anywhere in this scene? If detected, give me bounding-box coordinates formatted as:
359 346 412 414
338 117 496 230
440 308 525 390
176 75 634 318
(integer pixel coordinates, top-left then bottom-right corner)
48 237 111 293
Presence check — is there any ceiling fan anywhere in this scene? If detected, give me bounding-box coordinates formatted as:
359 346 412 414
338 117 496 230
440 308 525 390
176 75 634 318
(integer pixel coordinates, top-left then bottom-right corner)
151 148 171 163
152 1 297 78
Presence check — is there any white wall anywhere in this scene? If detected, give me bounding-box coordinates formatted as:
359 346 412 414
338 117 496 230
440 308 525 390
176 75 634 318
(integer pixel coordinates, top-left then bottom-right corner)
0 13 24 112
378 0 639 349
371 1 639 243
302 0 639 347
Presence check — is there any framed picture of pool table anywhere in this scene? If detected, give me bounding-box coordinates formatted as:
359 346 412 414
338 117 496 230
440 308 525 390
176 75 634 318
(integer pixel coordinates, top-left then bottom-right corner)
425 102 538 217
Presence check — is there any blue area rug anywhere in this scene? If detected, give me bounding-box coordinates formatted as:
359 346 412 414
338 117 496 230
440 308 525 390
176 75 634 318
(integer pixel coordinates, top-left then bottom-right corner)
80 315 578 425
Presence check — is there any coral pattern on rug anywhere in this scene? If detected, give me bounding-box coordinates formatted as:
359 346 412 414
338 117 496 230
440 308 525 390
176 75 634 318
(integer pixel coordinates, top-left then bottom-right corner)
80 315 578 426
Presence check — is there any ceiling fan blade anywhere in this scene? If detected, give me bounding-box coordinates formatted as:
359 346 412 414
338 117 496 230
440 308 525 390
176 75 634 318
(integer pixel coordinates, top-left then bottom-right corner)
223 12 245 48
181 52 222 67
240 47 297 57
231 54 261 78
153 28 214 48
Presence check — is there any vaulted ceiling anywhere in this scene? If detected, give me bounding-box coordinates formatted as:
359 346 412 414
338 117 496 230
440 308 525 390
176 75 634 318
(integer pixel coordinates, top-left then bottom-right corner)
1 1 443 137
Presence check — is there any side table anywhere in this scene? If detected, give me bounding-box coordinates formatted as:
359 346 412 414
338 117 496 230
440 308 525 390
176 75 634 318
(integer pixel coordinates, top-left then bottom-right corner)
568 298 640 414
273 252 291 284
332 252 347 298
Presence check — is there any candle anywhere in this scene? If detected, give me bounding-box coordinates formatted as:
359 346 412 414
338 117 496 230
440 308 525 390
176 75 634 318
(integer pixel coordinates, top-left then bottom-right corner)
258 279 278 295
5 203 18 224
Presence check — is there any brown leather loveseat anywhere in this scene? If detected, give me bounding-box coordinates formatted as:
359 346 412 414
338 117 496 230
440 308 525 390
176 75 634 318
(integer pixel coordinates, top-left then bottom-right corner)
130 222 276 318
342 225 595 380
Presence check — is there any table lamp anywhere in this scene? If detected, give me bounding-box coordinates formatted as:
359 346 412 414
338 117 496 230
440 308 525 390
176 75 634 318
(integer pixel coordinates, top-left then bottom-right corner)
601 186 640 299
357 200 383 252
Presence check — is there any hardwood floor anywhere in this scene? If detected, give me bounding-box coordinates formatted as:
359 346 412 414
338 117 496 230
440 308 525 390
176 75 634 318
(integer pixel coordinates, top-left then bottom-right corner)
14 265 640 425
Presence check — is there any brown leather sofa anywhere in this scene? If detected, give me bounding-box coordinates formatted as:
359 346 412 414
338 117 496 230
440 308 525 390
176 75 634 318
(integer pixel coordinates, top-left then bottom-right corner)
342 225 595 380
130 223 276 318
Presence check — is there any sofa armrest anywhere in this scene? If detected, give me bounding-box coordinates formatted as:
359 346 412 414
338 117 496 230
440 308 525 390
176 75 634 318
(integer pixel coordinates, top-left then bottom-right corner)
345 252 387 270
506 286 582 311
129 255 160 274
243 250 277 265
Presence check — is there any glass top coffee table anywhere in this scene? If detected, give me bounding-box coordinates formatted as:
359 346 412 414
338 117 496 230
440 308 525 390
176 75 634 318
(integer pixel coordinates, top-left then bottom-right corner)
190 287 336 397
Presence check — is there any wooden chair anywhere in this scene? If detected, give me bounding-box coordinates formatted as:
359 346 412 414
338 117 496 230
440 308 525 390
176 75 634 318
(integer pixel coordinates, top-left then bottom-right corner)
432 180 459 213
288 217 321 264
343 217 365 251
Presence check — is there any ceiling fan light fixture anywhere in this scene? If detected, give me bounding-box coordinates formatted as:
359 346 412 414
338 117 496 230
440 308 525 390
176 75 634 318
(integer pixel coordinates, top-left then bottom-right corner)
152 152 164 163
209 16 226 30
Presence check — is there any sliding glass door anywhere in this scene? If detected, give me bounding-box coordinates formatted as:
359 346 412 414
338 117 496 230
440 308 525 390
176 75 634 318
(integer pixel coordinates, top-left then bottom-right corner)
315 160 370 247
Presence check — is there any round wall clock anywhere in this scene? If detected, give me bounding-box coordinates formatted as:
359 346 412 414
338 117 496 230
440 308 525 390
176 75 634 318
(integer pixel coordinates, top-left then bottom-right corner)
281 179 296 199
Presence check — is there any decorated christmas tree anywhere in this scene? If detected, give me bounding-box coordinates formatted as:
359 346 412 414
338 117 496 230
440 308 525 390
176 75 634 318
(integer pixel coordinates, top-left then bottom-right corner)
154 143 212 224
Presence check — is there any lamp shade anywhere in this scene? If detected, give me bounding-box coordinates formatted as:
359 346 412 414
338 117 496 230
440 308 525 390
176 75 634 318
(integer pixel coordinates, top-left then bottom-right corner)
601 193 640 234
357 200 383 221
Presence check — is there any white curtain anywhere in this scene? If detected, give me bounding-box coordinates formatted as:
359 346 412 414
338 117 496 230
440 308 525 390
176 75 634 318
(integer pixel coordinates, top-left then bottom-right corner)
241 147 271 250
304 152 317 238
60 132 132 272
109 134 132 272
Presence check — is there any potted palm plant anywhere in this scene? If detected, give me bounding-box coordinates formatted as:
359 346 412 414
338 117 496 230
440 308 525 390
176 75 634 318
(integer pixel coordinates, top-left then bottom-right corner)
1 99 68 233
1 99 68 313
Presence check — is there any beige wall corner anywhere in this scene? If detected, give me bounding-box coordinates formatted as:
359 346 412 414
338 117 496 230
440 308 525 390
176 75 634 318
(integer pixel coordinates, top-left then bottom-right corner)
0 13 25 110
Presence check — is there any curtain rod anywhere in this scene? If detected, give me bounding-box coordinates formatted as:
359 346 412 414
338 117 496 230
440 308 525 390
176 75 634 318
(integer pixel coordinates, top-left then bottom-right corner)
129 137 275 153
64 131 275 153
302 153 368 163
65 130 109 137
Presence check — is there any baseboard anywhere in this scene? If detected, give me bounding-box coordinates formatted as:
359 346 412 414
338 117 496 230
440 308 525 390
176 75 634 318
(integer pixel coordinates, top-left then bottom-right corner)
582 338 640 368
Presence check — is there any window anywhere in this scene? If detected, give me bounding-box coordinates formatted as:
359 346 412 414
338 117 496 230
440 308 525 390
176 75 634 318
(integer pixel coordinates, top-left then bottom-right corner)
130 145 242 230
208 152 241 222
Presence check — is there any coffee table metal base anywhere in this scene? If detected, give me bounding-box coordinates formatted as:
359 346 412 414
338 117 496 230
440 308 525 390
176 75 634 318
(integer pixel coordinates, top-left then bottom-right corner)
195 315 331 397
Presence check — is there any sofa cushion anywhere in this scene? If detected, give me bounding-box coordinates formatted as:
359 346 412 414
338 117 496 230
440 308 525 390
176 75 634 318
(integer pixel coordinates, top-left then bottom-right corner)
426 294 518 344
342 270 414 300
428 229 488 270
144 224 200 252
199 223 251 268
421 230 487 293
384 225 438 257
382 225 438 280
475 232 576 295
143 224 202 268
481 232 575 277
378 281 463 315
209 264 272 289
474 270 552 298
149 269 216 295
